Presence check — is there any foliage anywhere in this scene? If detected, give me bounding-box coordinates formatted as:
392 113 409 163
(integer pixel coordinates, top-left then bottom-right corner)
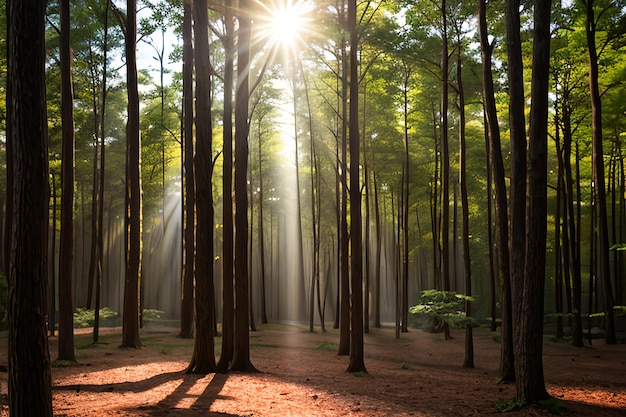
409 290 478 329
142 309 166 322
495 396 567 415
536 398 567 415
316 341 338 351
73 307 119 328
51 360 79 368
589 306 626 318
494 397 525 412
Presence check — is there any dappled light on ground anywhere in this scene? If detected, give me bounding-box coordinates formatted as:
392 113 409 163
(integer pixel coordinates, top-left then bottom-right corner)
0 323 624 416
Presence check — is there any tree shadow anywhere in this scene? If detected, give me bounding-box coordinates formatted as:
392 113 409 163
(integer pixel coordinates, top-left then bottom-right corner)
54 371 240 416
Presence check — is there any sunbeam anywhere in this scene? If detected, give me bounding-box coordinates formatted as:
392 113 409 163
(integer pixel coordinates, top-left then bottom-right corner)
254 0 317 64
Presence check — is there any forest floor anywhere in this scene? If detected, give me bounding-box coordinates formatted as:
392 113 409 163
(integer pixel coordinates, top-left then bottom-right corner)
0 322 624 416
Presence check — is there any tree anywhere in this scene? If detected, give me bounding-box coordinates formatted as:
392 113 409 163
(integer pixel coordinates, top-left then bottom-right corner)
478 0 514 383
584 0 617 345
230 0 257 372
179 0 195 340
57 0 76 362
453 26 473 369
217 0 236 371
187 0 218 373
6 0 54 414
121 0 143 349
513 0 551 402
346 0 366 374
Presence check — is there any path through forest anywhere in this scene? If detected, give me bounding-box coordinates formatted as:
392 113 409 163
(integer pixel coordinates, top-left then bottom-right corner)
0 323 624 416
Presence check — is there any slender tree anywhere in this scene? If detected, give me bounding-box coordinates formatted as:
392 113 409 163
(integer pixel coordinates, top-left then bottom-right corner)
455 34 473 369
57 0 76 362
217 0 236 370
121 0 143 349
187 0 218 373
440 0 451 342
179 0 195 340
231 0 257 372
478 0 514 382
584 0 617 345
514 0 551 402
346 0 366 374
6 0 53 413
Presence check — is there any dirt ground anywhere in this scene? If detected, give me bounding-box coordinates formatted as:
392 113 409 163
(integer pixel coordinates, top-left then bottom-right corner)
0 322 624 416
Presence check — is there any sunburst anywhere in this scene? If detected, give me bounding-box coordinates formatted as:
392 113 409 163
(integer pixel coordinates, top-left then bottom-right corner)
254 0 317 64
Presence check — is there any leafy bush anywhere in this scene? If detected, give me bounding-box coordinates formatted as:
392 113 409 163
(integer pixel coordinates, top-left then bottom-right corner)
142 309 165 322
73 307 119 328
409 289 478 329
589 305 626 318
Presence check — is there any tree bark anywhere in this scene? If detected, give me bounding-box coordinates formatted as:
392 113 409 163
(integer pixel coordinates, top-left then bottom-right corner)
231 0 257 372
217 0 235 370
121 0 142 349
7 0 54 413
179 0 195 340
585 0 617 345
456 38 473 369
516 0 551 402
187 0 217 373
346 0 366 374
57 0 76 361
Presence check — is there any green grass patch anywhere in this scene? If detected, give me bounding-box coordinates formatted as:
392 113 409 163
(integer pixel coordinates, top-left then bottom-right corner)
495 397 525 413
351 371 368 377
537 398 567 415
400 362 413 370
51 359 78 368
316 341 338 351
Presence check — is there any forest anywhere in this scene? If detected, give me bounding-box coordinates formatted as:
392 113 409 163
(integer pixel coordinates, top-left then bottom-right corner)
1 0 626 415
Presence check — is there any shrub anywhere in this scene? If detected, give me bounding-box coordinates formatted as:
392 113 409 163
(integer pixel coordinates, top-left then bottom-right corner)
409 289 478 329
73 307 119 328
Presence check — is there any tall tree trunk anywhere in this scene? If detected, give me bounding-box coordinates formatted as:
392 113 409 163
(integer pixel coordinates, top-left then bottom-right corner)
374 171 382 328
507 0 529 383
515 0 551 402
216 0 234 370
291 71 306 324
440 0 450 297
585 0 617 345
479 0 514 382
346 0 366 374
121 0 143 349
563 108 583 347
430 104 440 291
179 0 195 340
187 0 217 373
338 31 350 355
49 172 57 337
303 66 319 333
57 0 76 361
482 109 497 333
94 0 111 343
440 0 451 341
231 0 257 372
402 67 410 334
554 132 564 340
456 41 473 369
7 0 53 412
257 118 268 326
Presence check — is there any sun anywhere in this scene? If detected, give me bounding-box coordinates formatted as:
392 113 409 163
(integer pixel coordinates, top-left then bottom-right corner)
256 0 315 61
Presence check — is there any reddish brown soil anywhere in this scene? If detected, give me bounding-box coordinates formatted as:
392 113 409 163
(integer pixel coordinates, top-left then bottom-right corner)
0 323 624 416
